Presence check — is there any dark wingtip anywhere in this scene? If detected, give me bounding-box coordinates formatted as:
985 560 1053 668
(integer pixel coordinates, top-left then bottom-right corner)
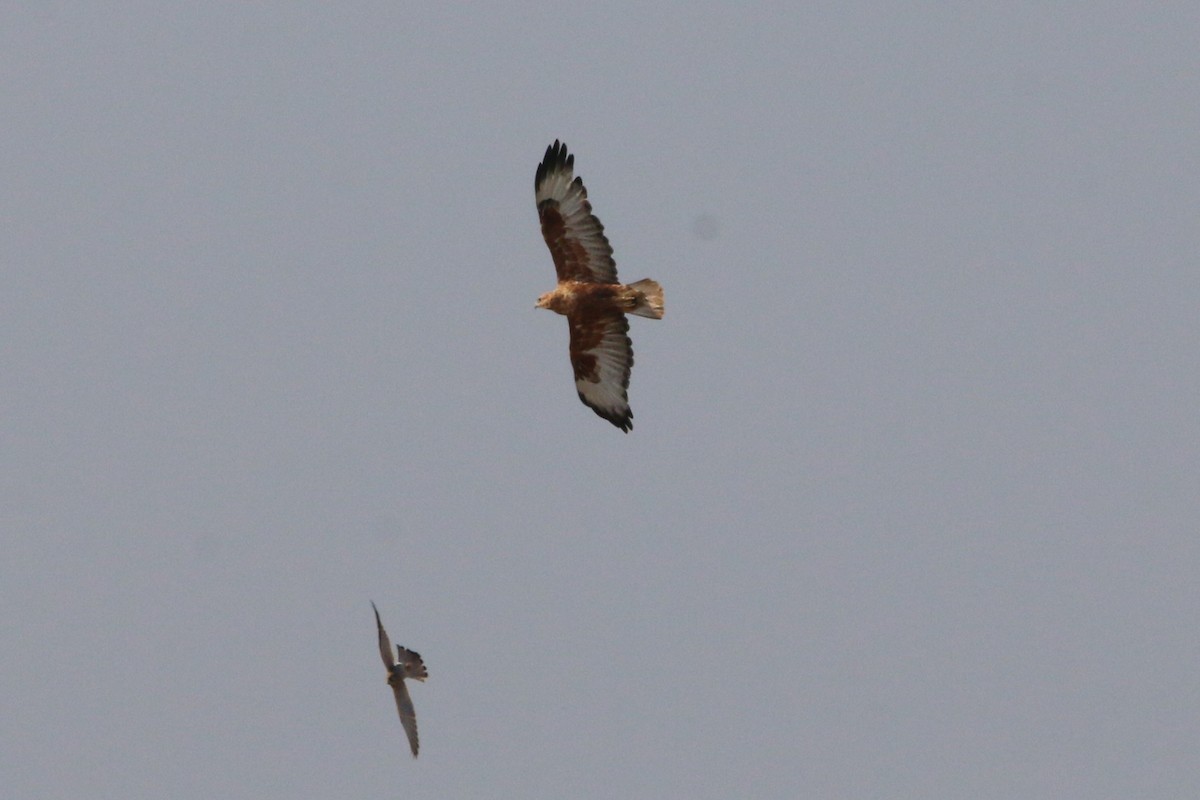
577 392 633 432
550 139 568 165
536 140 573 190
609 407 633 432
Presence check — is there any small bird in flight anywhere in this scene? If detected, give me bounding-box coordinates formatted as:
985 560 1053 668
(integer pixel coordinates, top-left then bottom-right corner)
534 140 664 432
372 601 428 758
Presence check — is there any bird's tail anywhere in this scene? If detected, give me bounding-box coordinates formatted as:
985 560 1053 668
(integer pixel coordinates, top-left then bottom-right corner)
626 279 664 319
397 647 428 681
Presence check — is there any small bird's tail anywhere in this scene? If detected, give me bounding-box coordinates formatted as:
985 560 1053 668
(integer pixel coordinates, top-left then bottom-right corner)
626 278 664 319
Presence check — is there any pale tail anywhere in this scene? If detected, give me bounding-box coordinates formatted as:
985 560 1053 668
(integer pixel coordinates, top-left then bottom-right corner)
627 278 664 319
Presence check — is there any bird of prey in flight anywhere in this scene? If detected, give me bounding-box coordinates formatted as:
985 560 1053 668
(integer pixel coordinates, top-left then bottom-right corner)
372 601 428 758
534 140 664 432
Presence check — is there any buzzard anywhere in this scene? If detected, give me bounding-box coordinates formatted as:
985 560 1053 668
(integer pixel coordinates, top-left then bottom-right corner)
372 601 428 758
535 140 664 432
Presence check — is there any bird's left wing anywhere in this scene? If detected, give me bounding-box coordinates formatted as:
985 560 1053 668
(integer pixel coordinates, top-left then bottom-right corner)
536 141 618 284
372 601 394 669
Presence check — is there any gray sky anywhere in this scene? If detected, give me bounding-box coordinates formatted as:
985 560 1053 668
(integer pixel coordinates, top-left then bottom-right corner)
3 3 1199 798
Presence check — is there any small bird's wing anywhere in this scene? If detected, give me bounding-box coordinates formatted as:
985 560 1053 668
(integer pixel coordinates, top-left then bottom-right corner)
391 678 420 758
396 646 428 681
568 310 634 431
536 140 618 284
372 601 394 669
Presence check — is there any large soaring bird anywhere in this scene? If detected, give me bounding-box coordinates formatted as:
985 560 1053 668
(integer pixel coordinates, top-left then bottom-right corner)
372 601 427 758
534 140 664 432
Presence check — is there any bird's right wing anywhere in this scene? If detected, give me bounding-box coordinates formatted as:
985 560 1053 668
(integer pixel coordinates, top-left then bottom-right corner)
391 679 420 758
568 310 634 431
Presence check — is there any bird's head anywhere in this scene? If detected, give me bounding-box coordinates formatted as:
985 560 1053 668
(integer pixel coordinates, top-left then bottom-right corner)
535 291 553 310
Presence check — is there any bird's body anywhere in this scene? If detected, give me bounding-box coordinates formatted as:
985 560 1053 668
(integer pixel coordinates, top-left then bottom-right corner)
536 280 660 318
534 140 664 432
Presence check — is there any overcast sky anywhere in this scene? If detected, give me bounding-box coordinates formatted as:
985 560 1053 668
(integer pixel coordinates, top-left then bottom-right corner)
3 3 1199 798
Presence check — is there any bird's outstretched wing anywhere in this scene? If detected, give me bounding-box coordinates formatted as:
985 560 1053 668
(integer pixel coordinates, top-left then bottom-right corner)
390 677 420 758
536 140 618 284
372 601 393 670
568 310 633 431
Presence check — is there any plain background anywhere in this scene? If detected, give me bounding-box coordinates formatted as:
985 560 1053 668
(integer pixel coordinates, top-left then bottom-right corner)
3 3 1198 798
